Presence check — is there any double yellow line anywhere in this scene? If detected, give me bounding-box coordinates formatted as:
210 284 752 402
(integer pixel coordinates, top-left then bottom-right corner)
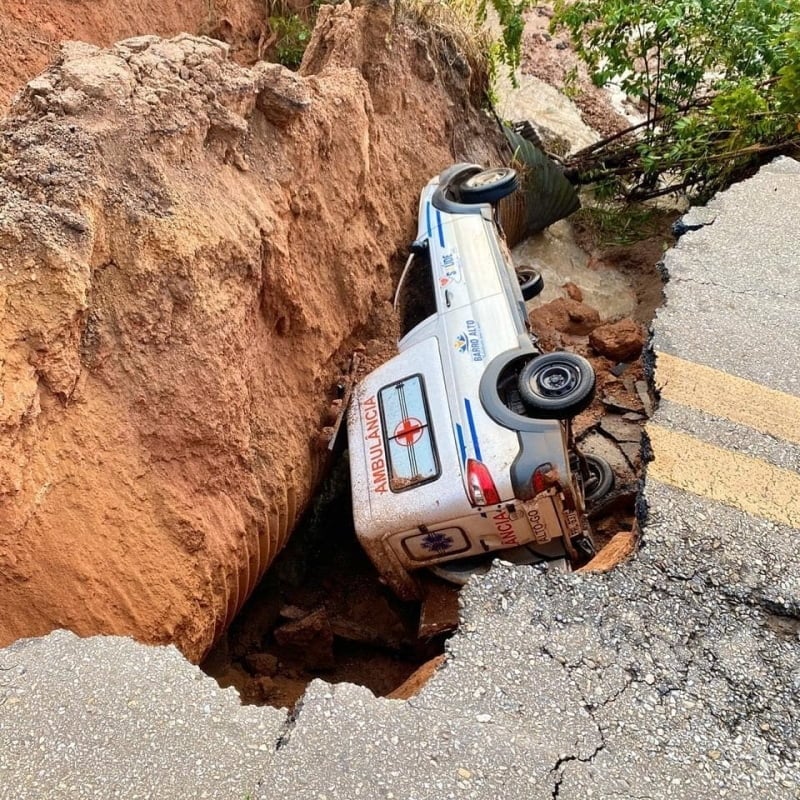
647 352 800 529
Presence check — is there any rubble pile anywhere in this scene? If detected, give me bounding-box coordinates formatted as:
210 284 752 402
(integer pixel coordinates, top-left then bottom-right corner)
530 291 653 544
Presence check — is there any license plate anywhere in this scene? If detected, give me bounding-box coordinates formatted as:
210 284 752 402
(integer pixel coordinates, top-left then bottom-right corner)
523 492 564 545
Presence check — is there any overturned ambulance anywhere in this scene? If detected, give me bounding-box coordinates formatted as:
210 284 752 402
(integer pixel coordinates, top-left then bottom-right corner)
348 164 611 600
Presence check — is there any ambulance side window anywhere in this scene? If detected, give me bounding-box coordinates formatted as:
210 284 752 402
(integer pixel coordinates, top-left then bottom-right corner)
397 245 436 337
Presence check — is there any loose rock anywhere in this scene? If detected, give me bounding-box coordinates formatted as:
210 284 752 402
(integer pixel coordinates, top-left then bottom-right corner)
578 531 637 572
562 281 583 301
243 652 279 675
589 318 646 360
529 297 601 336
599 415 642 443
274 608 335 670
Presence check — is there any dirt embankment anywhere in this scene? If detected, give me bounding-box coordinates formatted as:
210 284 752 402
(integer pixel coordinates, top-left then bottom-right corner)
0 1 505 661
0 0 272 113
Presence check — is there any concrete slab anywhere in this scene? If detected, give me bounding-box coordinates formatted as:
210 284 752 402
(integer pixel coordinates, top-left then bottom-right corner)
0 631 285 799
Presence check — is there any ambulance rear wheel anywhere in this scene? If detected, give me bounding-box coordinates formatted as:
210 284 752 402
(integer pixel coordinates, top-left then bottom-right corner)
518 352 596 419
516 267 544 301
583 454 614 504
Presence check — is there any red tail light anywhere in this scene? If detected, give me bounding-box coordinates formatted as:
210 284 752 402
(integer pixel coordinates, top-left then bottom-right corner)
466 458 500 506
532 463 555 494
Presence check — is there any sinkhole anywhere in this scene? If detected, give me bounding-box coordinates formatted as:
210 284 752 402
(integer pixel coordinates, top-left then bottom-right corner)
201 204 676 708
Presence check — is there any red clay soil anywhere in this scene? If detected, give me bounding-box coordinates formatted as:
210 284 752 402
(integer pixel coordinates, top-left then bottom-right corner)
579 531 638 573
520 3 631 138
0 0 272 112
0 2 506 662
0 0 670 698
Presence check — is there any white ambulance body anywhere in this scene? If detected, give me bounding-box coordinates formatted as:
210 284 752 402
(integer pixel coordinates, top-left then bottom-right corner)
348 164 599 600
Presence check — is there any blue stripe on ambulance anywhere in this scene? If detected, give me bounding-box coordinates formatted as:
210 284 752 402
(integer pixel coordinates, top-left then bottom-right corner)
464 398 482 461
455 423 467 466
435 209 445 247
425 201 432 239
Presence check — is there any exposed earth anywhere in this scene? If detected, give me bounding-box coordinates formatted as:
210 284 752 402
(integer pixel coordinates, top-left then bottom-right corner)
519 4 634 138
0 0 673 705
201 211 672 707
0 0 505 663
0 0 270 112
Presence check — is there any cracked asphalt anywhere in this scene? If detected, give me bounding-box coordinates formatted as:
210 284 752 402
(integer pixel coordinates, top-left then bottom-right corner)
1 158 799 799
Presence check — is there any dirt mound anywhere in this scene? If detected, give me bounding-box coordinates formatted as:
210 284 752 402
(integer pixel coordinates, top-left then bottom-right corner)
0 1 271 113
0 2 504 661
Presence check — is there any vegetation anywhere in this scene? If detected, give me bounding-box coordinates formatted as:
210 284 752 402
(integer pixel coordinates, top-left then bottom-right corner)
397 0 493 97
265 0 315 68
570 203 674 248
262 0 533 87
448 0 538 86
269 12 312 69
476 0 532 75
207 0 798 203
552 0 800 200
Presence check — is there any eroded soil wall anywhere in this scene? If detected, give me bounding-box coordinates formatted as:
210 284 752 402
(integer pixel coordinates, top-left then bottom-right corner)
0 1 504 660
0 0 271 112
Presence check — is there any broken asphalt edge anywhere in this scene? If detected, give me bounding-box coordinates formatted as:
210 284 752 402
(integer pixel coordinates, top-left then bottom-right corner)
1 158 799 800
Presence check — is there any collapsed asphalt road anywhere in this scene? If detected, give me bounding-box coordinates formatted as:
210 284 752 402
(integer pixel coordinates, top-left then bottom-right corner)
1 158 799 799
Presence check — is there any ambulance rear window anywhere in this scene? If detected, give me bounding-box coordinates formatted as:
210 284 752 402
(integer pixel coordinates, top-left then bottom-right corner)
378 375 439 491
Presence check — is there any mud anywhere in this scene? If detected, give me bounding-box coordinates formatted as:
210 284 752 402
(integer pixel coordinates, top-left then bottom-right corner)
514 222 638 319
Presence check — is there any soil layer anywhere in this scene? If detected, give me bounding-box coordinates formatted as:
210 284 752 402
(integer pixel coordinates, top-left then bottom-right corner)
0 3 505 661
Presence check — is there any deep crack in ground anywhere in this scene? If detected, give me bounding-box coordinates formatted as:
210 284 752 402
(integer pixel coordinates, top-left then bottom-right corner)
201 198 674 708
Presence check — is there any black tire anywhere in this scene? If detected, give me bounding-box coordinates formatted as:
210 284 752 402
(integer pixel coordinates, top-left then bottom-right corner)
583 454 614 504
518 352 596 419
516 267 544 301
457 167 519 205
479 349 555 434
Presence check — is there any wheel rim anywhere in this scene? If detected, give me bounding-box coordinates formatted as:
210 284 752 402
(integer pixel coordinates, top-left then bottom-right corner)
465 168 509 189
583 454 613 502
531 361 580 398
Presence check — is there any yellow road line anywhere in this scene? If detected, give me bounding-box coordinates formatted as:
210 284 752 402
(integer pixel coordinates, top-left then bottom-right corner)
656 352 800 447
647 423 800 530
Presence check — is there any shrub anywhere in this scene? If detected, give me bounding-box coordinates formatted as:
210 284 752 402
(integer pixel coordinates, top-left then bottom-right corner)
554 0 800 200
